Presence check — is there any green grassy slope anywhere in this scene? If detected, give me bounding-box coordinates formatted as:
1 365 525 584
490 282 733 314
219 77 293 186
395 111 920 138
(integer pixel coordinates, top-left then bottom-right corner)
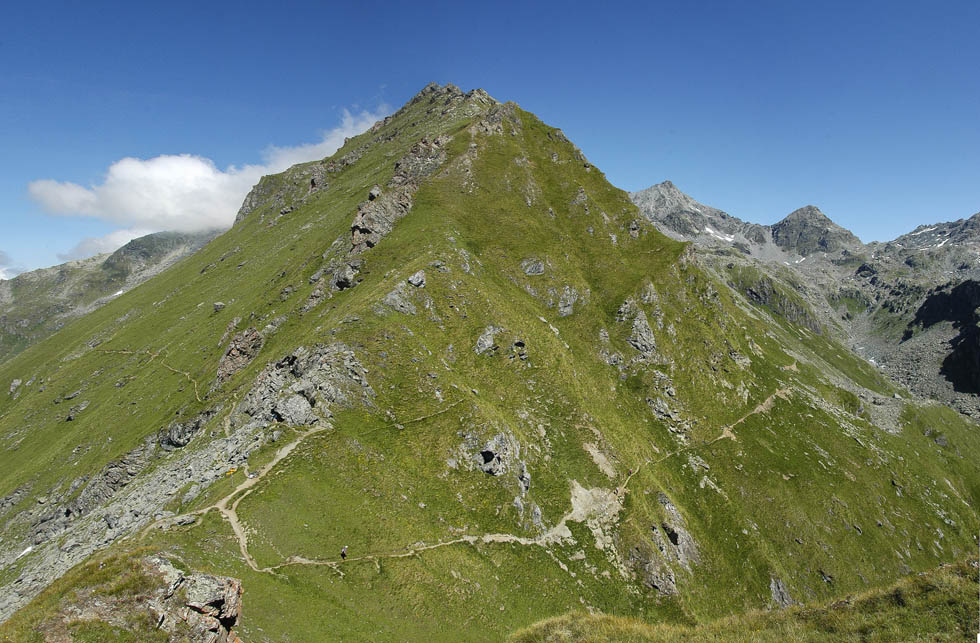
1 84 978 641
509 557 979 642
0 230 215 364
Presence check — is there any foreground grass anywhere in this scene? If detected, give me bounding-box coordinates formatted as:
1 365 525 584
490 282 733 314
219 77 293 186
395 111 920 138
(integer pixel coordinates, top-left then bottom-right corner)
0 549 169 643
510 558 979 642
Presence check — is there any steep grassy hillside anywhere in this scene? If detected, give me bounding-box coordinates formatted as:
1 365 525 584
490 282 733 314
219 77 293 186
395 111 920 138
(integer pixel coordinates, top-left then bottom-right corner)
1 84 978 641
0 231 216 364
510 558 979 641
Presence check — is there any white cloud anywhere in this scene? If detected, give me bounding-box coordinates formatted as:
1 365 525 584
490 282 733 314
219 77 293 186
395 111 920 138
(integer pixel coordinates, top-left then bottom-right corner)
28 107 389 247
55 228 154 262
0 250 21 280
261 109 386 172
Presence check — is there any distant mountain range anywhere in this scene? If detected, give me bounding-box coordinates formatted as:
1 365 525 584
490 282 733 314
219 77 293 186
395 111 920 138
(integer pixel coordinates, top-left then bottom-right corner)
0 230 218 363
632 180 980 417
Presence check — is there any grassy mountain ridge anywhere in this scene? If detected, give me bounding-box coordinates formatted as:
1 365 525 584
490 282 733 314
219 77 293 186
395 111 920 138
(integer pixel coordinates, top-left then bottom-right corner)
1 84 978 641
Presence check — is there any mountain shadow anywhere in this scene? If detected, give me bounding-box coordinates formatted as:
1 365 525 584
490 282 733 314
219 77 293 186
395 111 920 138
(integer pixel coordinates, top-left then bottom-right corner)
904 279 980 393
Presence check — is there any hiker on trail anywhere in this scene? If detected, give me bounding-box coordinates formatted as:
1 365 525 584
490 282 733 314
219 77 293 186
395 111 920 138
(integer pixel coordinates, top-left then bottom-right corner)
341 545 348 560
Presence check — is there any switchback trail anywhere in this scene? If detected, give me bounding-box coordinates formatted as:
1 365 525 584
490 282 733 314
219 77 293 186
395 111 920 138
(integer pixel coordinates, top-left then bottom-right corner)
153 389 789 577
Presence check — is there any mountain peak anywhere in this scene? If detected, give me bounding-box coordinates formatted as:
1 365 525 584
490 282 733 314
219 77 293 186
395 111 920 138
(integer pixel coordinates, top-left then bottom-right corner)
408 82 498 109
772 205 862 255
782 205 830 223
630 180 705 214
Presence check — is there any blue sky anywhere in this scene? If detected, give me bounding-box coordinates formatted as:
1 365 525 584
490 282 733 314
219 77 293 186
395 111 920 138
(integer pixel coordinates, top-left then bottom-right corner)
1 0 978 276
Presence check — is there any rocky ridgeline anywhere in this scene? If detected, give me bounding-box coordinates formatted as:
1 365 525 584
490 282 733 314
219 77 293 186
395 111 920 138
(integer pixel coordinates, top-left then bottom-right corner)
632 180 980 416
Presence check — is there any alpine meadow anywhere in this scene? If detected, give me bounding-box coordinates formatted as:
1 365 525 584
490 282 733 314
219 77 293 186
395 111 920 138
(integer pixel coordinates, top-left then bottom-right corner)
0 84 977 642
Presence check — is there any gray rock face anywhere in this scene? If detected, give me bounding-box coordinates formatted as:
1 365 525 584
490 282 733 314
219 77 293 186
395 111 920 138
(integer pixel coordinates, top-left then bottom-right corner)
631 180 767 247
65 400 89 421
521 258 545 276
558 286 579 317
146 557 243 643
475 433 518 477
240 343 374 425
628 312 657 356
629 544 678 595
0 485 28 520
738 273 822 333
475 326 501 355
29 407 211 546
769 576 796 608
383 284 417 315
0 343 373 622
182 571 243 629
407 270 426 288
771 206 863 256
351 136 451 254
160 410 217 451
657 493 699 570
628 492 700 596
234 162 328 225
274 394 316 425
632 180 980 416
333 262 360 290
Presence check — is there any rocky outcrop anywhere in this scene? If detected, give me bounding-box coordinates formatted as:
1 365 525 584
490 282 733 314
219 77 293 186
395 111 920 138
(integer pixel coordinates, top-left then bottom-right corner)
475 326 502 355
239 343 374 426
43 556 242 643
630 181 769 248
0 342 372 621
350 135 451 253
521 258 545 276
628 492 700 596
216 328 264 384
146 557 243 642
733 271 822 333
633 181 980 415
903 280 980 394
628 311 658 356
159 410 218 451
234 163 328 226
769 576 796 608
